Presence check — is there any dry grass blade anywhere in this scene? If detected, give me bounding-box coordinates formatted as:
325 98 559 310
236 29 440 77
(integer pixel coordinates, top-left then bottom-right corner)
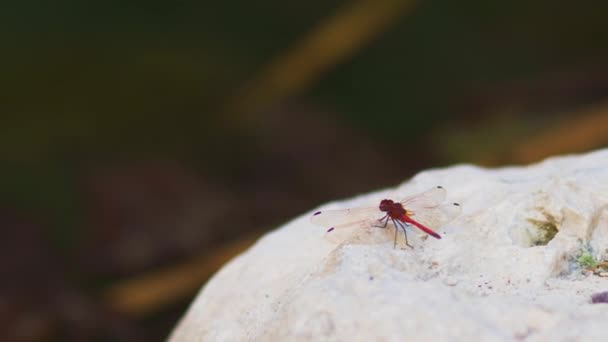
512 102 608 163
103 235 260 316
224 0 418 124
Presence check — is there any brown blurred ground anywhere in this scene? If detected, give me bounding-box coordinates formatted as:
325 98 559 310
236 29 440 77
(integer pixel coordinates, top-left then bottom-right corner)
1 0 608 340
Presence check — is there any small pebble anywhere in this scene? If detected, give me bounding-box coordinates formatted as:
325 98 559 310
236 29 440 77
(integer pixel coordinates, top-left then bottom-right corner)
443 276 458 286
599 272 608 277
591 291 608 304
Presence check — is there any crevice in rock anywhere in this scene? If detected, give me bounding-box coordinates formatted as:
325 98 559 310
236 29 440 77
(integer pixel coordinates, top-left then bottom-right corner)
525 211 559 246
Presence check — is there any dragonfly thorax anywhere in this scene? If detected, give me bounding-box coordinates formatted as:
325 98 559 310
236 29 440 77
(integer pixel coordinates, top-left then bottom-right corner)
379 199 406 219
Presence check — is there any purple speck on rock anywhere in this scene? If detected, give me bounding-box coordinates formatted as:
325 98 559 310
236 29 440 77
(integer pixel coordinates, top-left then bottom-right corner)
591 291 608 304
327 227 335 232
313 211 321 216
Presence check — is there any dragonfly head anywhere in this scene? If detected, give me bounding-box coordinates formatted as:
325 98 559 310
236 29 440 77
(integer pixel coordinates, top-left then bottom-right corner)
379 199 394 212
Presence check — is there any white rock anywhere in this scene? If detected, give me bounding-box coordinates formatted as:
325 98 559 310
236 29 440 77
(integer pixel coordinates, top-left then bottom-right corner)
170 149 608 341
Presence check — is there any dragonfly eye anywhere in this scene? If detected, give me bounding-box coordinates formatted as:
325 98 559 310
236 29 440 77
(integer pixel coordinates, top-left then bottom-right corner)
379 199 393 211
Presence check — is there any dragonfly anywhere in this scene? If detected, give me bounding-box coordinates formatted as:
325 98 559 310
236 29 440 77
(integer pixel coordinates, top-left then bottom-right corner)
311 186 461 248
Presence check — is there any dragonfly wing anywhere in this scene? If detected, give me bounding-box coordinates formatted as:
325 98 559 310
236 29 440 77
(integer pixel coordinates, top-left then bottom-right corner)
310 206 393 245
310 206 378 231
407 202 461 231
323 218 394 245
333 225 395 245
400 186 447 211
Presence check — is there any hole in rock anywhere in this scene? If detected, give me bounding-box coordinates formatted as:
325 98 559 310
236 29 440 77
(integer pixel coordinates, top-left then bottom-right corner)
510 210 559 247
526 215 559 246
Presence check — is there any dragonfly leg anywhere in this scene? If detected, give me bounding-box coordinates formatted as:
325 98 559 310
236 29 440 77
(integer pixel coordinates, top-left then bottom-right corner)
395 220 413 249
373 215 389 228
391 219 399 248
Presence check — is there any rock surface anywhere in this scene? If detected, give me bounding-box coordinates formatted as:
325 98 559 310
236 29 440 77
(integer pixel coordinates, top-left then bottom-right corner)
170 149 608 341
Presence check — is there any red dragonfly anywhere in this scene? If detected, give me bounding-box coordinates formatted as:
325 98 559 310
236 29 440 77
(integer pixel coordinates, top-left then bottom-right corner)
311 186 460 248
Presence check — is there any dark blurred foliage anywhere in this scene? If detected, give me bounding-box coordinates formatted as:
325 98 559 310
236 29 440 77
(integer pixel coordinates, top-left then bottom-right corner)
1 0 608 340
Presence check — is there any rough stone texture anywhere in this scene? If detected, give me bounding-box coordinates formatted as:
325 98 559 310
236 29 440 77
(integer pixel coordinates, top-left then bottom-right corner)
171 149 608 341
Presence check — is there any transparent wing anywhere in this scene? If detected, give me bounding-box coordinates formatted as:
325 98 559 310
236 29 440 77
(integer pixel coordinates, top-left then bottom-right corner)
407 202 461 231
400 186 447 211
326 224 395 245
310 206 391 244
310 206 379 231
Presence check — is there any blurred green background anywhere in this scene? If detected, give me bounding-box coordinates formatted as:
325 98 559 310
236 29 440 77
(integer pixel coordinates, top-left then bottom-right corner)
2 0 608 340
